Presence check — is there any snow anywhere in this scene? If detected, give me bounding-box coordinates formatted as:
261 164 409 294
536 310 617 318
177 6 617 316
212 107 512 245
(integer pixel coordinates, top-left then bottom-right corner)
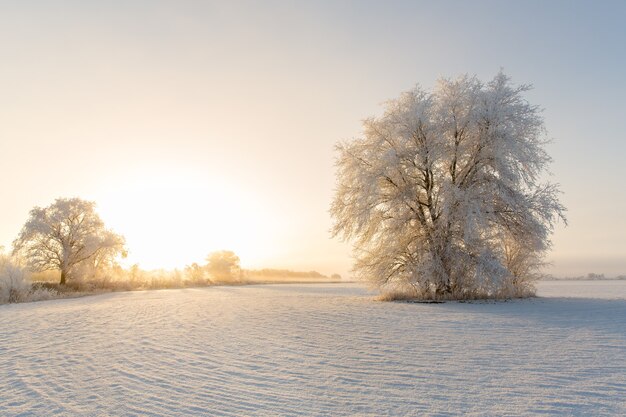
538 279 626 299
1 281 625 416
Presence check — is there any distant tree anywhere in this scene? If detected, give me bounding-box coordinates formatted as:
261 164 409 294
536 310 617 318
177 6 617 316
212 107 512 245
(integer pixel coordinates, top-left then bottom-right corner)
586 273 606 280
185 262 207 285
331 72 566 299
205 250 241 282
13 198 126 285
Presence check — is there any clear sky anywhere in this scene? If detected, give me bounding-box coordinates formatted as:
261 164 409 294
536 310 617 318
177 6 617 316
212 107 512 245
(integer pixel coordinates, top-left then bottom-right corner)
1 1 625 277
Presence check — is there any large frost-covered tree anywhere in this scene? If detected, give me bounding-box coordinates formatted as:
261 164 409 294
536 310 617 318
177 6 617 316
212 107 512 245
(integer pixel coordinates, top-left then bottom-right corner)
331 72 566 299
13 198 126 285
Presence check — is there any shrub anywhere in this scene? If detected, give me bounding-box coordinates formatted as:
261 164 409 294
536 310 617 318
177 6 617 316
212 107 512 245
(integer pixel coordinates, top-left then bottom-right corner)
0 258 31 303
0 254 57 304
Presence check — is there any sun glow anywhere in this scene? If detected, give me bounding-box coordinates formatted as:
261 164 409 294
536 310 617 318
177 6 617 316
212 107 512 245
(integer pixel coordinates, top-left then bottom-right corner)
94 166 277 270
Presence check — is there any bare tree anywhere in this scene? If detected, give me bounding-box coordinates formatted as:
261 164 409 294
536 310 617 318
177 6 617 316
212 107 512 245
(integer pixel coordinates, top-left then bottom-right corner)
13 198 126 285
331 72 566 299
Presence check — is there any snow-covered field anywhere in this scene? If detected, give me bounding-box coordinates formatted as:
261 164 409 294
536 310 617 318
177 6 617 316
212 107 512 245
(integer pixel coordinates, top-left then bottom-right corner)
1 281 625 416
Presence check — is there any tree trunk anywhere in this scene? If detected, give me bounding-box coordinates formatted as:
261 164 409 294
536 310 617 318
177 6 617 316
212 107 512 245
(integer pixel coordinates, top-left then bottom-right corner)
60 270 66 285
433 248 452 298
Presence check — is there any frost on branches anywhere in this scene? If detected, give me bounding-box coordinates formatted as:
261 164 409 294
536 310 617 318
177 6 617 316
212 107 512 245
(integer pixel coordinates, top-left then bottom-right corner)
331 72 566 300
12 198 126 285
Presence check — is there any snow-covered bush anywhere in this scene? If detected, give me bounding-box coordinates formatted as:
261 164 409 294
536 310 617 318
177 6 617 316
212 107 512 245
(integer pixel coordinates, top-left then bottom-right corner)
0 251 58 304
331 72 566 300
0 254 31 303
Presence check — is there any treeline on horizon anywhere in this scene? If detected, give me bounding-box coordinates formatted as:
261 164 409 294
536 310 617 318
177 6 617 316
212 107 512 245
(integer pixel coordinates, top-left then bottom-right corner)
542 273 626 281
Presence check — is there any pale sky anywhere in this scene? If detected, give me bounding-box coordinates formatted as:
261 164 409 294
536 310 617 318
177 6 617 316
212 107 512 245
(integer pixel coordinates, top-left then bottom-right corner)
1 1 625 277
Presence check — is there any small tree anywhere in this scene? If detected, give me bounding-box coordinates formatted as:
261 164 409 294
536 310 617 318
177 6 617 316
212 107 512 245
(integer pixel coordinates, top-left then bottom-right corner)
331 72 566 299
205 250 241 282
13 198 126 285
